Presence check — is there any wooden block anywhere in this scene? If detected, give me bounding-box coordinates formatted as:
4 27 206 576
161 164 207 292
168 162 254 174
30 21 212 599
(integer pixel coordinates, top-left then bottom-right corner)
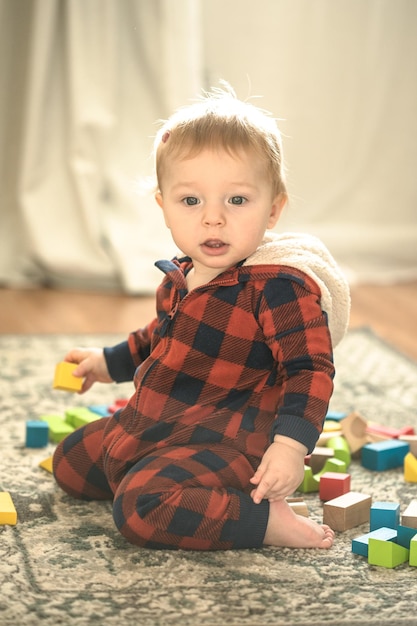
88 404 110 417
404 452 417 483
39 456 54 474
297 465 319 493
326 435 351 467
314 456 347 480
396 525 417 549
402 500 417 529
286 497 309 517
317 430 343 446
409 535 417 567
25 420 49 448
366 422 415 439
323 492 372 531
305 446 334 474
65 407 101 428
108 398 129 413
323 420 342 433
319 472 350 501
340 411 368 454
40 414 74 443
325 411 347 422
370 501 400 531
352 527 397 558
368 537 409 568
399 435 417 457
53 361 83 392
0 492 17 525
361 439 410 471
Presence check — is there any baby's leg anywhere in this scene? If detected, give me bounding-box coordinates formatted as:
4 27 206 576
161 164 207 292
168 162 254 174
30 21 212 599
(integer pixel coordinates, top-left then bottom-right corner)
53 418 113 501
112 444 266 550
264 499 334 549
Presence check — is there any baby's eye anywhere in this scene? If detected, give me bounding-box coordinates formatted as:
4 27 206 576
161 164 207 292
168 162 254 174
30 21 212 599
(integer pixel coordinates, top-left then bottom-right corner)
182 196 199 206
229 196 246 205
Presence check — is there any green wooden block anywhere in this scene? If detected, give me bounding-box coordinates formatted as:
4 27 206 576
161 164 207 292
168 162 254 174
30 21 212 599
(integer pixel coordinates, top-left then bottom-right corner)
314 456 347 480
65 407 101 428
327 435 351 467
409 535 417 567
368 537 409 568
297 465 319 493
40 414 74 443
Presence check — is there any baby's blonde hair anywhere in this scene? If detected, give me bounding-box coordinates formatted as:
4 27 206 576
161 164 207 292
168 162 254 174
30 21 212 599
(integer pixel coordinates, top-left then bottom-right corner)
154 85 287 198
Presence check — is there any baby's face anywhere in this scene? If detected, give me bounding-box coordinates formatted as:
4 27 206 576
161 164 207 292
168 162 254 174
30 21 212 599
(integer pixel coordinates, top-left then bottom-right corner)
155 148 285 286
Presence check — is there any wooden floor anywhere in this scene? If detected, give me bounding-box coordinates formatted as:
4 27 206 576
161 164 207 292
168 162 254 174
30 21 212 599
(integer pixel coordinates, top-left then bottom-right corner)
0 281 416 361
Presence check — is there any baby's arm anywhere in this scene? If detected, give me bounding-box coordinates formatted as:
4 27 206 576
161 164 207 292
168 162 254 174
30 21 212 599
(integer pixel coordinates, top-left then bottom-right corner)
250 435 307 504
65 348 112 393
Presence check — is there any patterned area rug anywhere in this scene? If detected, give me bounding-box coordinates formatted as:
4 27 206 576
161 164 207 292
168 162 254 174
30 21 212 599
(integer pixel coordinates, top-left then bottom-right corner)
1 328 417 626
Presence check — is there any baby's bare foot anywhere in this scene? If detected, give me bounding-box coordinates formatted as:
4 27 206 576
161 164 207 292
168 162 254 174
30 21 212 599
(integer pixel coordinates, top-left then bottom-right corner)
263 499 334 549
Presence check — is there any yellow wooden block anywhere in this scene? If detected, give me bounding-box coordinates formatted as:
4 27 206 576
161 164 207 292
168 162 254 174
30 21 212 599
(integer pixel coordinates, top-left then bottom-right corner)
39 456 54 474
53 362 83 392
0 492 17 525
404 452 417 483
323 420 342 432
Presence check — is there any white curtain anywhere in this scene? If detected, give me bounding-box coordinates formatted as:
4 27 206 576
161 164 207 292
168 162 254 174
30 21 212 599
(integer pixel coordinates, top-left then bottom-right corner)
0 0 201 292
1 0 416 292
202 0 417 285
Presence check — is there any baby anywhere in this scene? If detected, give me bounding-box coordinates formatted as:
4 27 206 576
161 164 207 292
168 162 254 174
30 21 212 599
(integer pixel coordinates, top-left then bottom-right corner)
53 86 350 550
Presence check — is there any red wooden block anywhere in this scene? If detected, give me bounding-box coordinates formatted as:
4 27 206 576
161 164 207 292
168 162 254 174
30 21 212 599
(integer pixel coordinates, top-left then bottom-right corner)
108 398 129 413
366 423 415 439
319 472 351 501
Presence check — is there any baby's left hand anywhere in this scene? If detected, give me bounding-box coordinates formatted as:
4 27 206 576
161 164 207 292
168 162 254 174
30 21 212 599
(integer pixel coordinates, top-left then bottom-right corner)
250 436 307 504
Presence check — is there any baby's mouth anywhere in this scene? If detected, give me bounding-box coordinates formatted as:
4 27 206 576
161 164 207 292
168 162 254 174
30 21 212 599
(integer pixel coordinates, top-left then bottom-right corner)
203 239 226 248
201 239 229 254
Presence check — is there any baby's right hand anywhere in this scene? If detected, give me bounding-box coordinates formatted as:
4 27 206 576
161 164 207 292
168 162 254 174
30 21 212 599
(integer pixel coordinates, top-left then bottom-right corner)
64 348 112 393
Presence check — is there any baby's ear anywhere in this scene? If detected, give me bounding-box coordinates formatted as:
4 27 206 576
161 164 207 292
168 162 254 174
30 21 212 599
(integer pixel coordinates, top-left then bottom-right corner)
268 193 287 228
155 191 163 209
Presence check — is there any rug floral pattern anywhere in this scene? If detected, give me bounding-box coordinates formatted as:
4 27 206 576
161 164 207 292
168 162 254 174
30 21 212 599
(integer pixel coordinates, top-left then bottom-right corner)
1 329 417 625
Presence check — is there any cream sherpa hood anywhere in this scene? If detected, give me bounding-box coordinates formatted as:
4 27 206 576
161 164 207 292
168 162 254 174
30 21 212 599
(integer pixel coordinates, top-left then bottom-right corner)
244 231 351 347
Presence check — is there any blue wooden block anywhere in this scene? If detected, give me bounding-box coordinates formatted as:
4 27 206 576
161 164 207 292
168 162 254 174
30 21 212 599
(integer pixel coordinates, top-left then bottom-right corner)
361 439 409 471
26 420 49 448
370 501 400 531
352 527 397 557
396 524 417 549
325 411 347 422
88 404 110 417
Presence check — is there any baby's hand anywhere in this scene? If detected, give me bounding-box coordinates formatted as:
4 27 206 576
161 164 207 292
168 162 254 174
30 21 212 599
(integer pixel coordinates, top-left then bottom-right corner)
64 348 112 393
250 436 307 504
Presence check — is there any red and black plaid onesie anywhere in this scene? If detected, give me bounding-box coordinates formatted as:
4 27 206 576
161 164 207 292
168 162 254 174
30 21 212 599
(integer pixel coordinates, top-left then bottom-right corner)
54 233 347 550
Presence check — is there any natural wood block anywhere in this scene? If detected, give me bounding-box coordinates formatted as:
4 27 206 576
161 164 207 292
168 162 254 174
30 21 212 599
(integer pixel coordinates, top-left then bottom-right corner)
306 446 334 474
323 491 372 531
286 497 309 517
402 500 417 529
317 430 343 446
399 435 417 457
340 411 368 454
